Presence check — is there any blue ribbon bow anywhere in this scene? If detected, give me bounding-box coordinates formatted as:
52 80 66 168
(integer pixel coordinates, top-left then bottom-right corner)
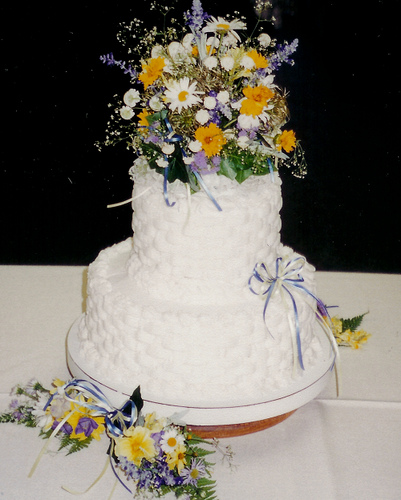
249 257 332 371
44 378 139 438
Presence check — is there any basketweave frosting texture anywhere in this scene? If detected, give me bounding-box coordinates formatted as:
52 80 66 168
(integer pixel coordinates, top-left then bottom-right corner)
78 172 322 405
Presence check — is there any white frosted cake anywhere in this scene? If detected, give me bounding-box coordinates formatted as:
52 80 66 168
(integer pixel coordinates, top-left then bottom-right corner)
69 1 337 426
77 171 324 407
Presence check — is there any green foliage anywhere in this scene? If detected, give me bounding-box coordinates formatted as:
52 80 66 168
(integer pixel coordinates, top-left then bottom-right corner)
59 434 94 455
341 312 368 332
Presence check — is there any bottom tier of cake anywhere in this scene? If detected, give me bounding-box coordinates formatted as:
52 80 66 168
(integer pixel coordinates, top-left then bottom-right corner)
67 316 335 437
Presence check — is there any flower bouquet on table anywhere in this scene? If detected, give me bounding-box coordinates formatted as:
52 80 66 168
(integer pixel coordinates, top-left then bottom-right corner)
99 0 306 208
1 378 233 499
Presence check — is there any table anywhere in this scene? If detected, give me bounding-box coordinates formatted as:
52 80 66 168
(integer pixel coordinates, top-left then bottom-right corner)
1 266 400 499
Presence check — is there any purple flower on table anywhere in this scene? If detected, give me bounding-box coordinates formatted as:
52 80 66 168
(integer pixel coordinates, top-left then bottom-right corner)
52 419 73 435
74 417 99 438
181 458 207 486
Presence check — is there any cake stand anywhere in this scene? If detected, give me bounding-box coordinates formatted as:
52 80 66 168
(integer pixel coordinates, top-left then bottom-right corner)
67 316 336 438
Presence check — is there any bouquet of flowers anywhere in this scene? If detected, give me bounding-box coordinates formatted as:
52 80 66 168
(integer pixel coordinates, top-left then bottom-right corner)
1 378 228 499
99 0 305 203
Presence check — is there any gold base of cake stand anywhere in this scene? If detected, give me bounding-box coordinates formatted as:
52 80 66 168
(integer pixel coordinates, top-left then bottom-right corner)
187 410 296 439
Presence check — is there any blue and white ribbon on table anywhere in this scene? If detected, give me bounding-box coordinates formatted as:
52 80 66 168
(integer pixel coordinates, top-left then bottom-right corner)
249 256 339 373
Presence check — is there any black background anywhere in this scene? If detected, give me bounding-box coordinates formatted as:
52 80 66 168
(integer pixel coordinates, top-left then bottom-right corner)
1 0 400 272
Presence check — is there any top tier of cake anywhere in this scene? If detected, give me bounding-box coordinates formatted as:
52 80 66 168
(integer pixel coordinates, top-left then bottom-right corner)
127 171 283 305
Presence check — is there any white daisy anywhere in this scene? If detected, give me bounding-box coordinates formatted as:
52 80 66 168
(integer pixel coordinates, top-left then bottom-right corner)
120 106 135 120
149 95 164 111
258 33 272 47
220 56 235 71
240 55 255 70
203 55 218 69
123 88 140 107
162 143 175 155
160 428 185 454
156 157 169 168
203 16 246 42
217 90 230 104
204 96 217 110
164 77 202 113
237 113 260 129
195 109 210 125
188 140 203 152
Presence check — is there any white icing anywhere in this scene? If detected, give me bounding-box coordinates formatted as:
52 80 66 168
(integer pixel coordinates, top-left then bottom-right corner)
78 172 322 406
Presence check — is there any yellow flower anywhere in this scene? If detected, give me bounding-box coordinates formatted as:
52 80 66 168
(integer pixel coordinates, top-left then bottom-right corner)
138 109 150 127
166 443 187 474
114 426 157 466
50 378 66 394
194 123 227 157
330 316 343 336
144 412 166 433
138 57 165 89
278 129 297 153
247 49 268 69
240 85 274 117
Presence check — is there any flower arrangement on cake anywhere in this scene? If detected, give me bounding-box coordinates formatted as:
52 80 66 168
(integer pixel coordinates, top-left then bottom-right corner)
0 378 232 499
98 0 306 207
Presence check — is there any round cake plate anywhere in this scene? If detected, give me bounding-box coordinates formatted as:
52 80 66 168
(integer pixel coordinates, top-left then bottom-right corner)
67 316 336 438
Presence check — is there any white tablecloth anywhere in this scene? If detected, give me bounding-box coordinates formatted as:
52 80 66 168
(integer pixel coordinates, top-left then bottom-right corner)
1 266 400 499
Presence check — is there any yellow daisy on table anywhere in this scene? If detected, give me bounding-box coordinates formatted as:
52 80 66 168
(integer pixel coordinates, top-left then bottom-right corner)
203 16 246 41
164 77 202 113
138 56 165 89
114 426 157 466
195 122 227 157
166 443 187 474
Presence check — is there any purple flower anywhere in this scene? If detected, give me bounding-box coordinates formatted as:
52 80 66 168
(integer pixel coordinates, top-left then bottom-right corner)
99 53 137 80
269 39 299 70
185 0 209 38
12 410 25 421
181 458 206 486
74 417 99 438
52 420 73 435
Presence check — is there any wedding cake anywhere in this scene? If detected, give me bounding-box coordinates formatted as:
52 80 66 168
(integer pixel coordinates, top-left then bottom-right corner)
68 1 336 428
77 171 322 406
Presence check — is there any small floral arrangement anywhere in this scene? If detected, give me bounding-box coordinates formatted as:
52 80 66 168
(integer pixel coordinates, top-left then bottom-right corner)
330 313 371 349
99 0 305 203
0 378 105 454
0 378 230 499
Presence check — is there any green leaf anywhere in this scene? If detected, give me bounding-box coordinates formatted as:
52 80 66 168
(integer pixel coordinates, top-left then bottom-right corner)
219 157 237 180
146 109 168 125
341 312 368 332
235 169 253 184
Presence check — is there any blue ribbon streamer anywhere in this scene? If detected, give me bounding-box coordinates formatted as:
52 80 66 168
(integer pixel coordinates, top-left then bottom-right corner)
249 257 332 371
267 157 275 183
